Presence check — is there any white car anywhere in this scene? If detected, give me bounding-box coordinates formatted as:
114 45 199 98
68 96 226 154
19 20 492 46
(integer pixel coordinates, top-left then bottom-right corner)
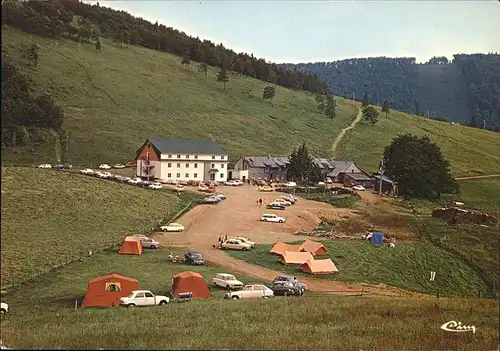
280 195 296 204
160 223 185 232
37 163 52 169
133 234 148 239
233 237 256 247
1 302 8 314
224 285 274 300
284 181 297 187
175 185 184 191
113 164 126 169
220 239 251 251
261 214 286 223
98 171 113 179
215 194 226 200
128 177 142 185
353 185 366 191
141 238 160 249
80 168 94 175
99 164 111 170
318 181 326 187
273 198 292 206
213 273 244 290
148 182 163 190
120 290 169 307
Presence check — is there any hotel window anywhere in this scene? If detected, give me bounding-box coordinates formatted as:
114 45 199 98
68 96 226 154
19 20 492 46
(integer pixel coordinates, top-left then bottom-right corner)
186 163 189 168
194 163 198 168
221 164 224 168
186 155 190 159
212 156 215 159
194 173 198 178
167 173 172 178
220 173 224 179
194 155 198 159
177 155 181 158
167 163 172 167
176 173 180 178
168 154 172 158
211 164 215 168
221 156 225 160
185 173 189 177
177 163 180 168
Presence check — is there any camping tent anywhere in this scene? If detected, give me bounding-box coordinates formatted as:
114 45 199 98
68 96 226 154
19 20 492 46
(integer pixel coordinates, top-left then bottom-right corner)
82 273 139 308
270 241 303 255
119 236 143 255
171 271 210 299
302 258 338 275
281 250 314 265
370 231 384 245
300 239 328 256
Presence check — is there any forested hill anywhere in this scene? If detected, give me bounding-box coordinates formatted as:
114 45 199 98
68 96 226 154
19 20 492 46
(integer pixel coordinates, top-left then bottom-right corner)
1 0 329 94
281 55 500 132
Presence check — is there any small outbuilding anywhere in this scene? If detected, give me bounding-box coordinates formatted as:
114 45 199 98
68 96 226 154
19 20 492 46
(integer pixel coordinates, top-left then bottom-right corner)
302 258 339 275
300 239 329 256
82 273 139 308
371 231 385 245
171 271 210 299
270 241 303 255
119 236 143 255
281 250 314 265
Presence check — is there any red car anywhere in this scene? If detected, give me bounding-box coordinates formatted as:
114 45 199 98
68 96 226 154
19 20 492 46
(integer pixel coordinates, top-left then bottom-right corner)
126 161 137 168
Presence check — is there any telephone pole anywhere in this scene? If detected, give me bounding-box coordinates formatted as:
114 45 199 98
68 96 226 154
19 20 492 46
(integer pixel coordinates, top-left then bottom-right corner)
378 158 384 196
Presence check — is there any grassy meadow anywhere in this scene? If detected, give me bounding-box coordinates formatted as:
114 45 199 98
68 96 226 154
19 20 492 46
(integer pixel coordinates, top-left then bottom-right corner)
1 27 358 166
226 240 489 297
0 167 191 286
336 108 500 176
0 247 498 350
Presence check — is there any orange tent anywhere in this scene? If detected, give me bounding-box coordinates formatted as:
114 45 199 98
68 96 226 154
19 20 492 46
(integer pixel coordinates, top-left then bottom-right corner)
82 273 139 308
301 239 329 256
270 241 303 255
119 236 143 255
302 258 339 275
171 271 210 299
281 250 314 265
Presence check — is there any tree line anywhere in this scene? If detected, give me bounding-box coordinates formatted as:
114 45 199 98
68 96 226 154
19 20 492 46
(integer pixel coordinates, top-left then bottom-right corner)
282 55 500 132
2 0 329 95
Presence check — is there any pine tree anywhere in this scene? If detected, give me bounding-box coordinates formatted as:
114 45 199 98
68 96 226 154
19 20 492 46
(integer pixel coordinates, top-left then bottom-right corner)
181 50 191 68
315 94 325 111
262 86 276 103
363 105 379 125
362 92 370 107
216 68 229 91
325 95 336 119
381 100 391 117
198 63 208 80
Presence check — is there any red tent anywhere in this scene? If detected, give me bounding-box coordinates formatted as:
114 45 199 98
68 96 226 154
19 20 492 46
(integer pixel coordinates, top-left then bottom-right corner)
82 273 139 308
119 236 143 255
171 271 210 299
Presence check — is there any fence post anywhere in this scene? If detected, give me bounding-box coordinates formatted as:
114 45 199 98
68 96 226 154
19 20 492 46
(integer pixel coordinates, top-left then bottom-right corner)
436 289 440 298
478 290 481 299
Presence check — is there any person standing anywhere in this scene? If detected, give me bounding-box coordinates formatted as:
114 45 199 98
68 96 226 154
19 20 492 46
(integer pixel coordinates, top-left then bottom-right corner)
259 198 263 207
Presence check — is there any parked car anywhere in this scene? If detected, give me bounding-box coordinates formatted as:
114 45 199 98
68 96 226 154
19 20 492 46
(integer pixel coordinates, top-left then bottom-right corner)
318 181 326 187
160 223 185 232
273 198 292 206
268 281 304 297
141 238 160 249
282 194 298 202
284 181 297 187
98 171 113 179
260 213 286 223
225 180 242 186
272 275 307 292
266 202 286 210
258 186 273 192
37 163 52 169
119 290 169 307
232 237 256 247
220 239 251 251
212 273 244 290
215 193 226 200
197 197 220 204
99 164 111 170
80 168 94 175
54 163 72 170
128 177 142 185
113 164 126 169
1 302 8 314
353 185 366 191
184 250 204 265
126 161 137 168
148 182 163 190
326 178 333 184
224 285 274 300
133 234 148 239
114 175 128 182
175 185 184 192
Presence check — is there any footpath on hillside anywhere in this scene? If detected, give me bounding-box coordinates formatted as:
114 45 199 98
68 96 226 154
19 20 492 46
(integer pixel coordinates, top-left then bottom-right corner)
331 105 363 154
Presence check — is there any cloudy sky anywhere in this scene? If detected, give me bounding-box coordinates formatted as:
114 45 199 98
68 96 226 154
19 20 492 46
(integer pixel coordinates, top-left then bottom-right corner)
90 0 500 63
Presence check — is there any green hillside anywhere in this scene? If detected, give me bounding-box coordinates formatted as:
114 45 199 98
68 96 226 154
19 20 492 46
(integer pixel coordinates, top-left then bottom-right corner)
1 27 358 166
415 64 470 123
336 108 500 176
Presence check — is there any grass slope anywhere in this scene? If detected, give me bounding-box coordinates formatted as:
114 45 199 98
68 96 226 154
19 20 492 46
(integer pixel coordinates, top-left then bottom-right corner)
415 64 470 123
1 27 358 166
227 240 489 297
1 248 497 350
0 167 189 286
336 108 500 176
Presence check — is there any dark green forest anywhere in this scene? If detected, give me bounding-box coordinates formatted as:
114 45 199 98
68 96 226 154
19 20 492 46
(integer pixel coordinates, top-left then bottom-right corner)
1 0 329 94
281 55 500 132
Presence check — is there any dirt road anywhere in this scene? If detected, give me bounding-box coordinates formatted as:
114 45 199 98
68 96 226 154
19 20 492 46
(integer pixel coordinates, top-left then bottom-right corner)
331 105 362 154
455 174 500 180
154 185 421 297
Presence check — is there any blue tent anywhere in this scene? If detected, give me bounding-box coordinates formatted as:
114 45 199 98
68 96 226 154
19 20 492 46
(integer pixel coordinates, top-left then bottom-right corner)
371 231 384 245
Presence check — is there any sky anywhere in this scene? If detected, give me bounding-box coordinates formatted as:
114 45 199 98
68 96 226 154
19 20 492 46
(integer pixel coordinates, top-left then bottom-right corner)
89 0 500 64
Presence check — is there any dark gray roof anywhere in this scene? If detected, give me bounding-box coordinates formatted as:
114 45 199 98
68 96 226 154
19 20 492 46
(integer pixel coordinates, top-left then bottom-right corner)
244 156 290 168
327 161 361 177
345 172 372 181
148 138 227 155
373 174 396 184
